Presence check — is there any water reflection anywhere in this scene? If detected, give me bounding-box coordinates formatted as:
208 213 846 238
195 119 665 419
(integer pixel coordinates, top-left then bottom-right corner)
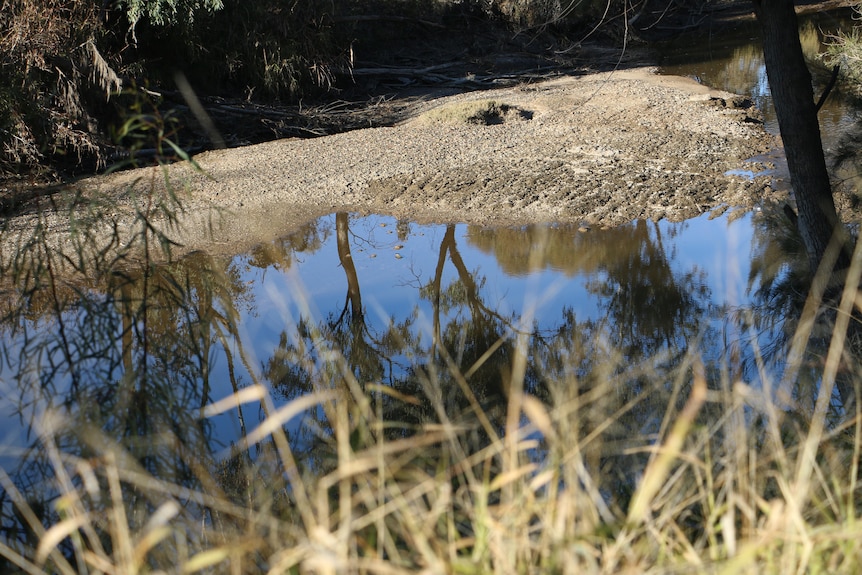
1 210 857 567
0 213 731 451
658 9 858 141
467 221 711 358
744 202 859 412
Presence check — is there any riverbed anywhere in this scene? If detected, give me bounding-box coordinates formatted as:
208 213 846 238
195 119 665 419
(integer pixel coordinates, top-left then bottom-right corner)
1 67 775 265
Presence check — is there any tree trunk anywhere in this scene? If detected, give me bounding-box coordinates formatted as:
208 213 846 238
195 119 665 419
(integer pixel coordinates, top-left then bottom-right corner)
752 0 847 273
336 212 363 321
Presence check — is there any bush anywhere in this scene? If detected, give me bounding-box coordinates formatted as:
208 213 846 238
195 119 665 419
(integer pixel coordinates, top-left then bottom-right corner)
825 6 862 95
474 0 625 30
0 0 114 176
0 0 347 177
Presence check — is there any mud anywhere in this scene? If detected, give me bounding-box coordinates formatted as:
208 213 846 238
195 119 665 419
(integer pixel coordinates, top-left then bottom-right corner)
2 67 779 261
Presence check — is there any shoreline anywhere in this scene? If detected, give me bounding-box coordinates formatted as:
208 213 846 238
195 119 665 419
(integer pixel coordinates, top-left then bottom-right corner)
1 67 777 265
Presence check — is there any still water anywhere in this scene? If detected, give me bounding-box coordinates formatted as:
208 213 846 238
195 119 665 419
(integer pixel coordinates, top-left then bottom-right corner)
658 7 860 148
0 209 812 463
0 8 859 561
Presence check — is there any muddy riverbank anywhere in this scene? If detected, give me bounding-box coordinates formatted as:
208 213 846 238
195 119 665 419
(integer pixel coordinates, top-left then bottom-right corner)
2 67 778 262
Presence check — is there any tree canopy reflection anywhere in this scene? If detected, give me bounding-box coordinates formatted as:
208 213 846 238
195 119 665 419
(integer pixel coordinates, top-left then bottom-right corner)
256 215 717 490
467 220 711 359
0 213 721 458
0 220 328 564
4 211 812 565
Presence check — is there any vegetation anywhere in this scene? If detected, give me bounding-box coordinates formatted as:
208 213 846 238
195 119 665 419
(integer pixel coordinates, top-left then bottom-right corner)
120 0 225 28
0 0 341 177
0 0 627 180
0 0 111 176
0 108 860 571
825 4 862 93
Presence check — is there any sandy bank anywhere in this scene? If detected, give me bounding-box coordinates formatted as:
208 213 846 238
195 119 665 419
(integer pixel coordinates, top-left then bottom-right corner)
3 67 777 262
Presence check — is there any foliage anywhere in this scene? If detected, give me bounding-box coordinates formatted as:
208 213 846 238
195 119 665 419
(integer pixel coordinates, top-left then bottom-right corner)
0 0 114 175
487 0 607 28
426 0 625 29
184 0 348 99
0 0 347 177
825 5 862 94
120 0 224 28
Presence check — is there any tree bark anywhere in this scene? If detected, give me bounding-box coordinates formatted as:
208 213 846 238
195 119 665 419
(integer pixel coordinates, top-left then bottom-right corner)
752 0 848 273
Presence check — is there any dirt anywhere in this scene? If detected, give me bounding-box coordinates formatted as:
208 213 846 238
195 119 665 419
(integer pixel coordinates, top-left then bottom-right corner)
1 8 784 263
0 66 778 262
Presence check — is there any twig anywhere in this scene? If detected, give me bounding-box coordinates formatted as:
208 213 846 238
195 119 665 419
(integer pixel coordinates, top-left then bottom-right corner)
815 65 840 112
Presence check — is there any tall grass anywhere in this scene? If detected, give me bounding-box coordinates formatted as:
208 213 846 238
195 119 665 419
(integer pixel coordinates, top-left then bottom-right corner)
3 321 862 573
1 189 861 574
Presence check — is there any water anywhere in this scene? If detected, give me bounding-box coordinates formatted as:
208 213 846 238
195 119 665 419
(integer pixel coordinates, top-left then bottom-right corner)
0 210 804 461
1 10 859 563
657 7 860 147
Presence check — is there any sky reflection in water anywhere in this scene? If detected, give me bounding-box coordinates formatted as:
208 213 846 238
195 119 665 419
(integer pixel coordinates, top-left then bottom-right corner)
201 211 760 450
0 210 774 466
0 201 822 575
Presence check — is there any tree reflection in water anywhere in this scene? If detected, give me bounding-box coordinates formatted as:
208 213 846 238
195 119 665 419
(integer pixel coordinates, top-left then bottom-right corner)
0 250 245 563
468 219 709 359
3 210 857 569
0 219 327 567
745 203 859 414
259 214 717 507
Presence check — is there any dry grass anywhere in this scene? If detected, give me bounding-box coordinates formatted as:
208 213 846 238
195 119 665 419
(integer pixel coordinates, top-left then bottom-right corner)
1 240 861 574
3 346 861 573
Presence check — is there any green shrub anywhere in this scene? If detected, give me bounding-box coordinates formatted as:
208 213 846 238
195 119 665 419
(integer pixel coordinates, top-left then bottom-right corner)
120 0 224 27
825 6 862 95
